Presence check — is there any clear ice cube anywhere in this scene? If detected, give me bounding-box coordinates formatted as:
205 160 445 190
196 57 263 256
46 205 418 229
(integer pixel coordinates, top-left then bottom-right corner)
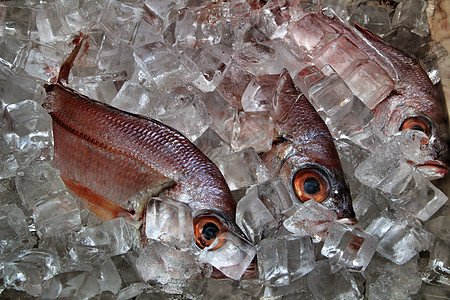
203 91 238 144
283 200 338 243
194 128 232 165
72 218 136 263
198 227 256 280
236 178 294 244
0 204 34 255
0 136 19 179
95 258 122 295
41 271 102 299
99 0 142 42
15 161 66 208
34 190 81 236
231 111 274 153
144 197 195 250
2 249 61 296
216 62 253 110
0 35 29 71
349 5 392 36
110 81 156 116
241 74 278 112
3 100 53 165
217 147 270 191
307 260 360 300
321 223 379 271
424 238 449 286
258 235 315 287
136 240 206 284
391 0 429 37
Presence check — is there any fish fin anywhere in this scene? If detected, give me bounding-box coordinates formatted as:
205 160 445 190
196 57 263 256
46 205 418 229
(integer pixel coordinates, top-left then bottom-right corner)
61 176 135 221
58 33 88 84
354 24 386 45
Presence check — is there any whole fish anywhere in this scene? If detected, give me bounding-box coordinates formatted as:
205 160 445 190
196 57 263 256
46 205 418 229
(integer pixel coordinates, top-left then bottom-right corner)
262 69 356 222
43 34 238 250
295 12 449 180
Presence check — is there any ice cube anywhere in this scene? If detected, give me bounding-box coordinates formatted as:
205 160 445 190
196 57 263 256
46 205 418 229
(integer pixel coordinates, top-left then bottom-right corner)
158 93 211 142
287 14 340 53
341 59 395 110
144 197 195 250
365 255 423 299
24 42 66 83
0 204 34 255
307 260 360 300
41 271 102 299
236 42 277 75
236 178 294 244
424 238 449 286
2 249 61 297
71 218 136 263
0 136 18 179
231 111 274 153
110 81 156 116
216 62 253 109
0 35 29 71
392 0 429 37
241 75 278 112
301 65 354 115
136 240 206 284
99 0 142 42
198 227 256 280
283 200 338 243
94 258 122 294
134 42 198 91
15 161 66 208
393 172 448 222
416 41 448 85
203 91 238 144
0 5 32 39
1 75 45 109
376 221 434 265
258 235 315 287
34 190 82 236
3 100 53 165
321 223 379 271
194 128 232 165
257 4 289 39
33 6 70 43
349 5 392 36
217 147 270 191
190 45 232 92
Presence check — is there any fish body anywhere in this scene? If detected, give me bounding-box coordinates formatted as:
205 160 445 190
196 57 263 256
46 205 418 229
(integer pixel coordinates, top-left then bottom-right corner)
43 35 238 249
288 12 449 179
262 70 356 221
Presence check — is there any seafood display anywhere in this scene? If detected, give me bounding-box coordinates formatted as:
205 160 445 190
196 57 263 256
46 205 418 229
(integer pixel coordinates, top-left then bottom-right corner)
0 0 449 299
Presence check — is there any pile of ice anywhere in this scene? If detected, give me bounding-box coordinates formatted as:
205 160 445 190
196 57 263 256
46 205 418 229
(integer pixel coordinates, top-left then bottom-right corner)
0 0 448 299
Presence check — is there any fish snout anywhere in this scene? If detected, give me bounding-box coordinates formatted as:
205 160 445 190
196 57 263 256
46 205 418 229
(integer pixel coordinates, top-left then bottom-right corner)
332 190 357 222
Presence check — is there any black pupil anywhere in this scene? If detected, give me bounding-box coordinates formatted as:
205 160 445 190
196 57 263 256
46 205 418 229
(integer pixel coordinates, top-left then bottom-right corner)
202 223 219 240
303 177 320 195
410 124 425 132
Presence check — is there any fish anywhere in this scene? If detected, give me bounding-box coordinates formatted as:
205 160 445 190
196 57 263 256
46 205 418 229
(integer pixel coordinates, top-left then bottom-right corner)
262 69 356 222
42 34 239 251
303 12 449 180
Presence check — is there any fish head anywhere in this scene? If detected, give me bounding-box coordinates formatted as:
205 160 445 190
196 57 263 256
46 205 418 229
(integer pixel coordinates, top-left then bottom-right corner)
273 141 356 222
192 209 238 249
373 92 449 180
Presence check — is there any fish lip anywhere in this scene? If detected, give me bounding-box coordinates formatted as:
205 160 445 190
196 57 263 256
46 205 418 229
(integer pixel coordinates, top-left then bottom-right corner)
336 217 358 226
410 160 448 179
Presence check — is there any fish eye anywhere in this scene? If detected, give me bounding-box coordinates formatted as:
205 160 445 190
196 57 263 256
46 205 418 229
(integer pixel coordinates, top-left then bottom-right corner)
193 215 224 248
293 169 330 203
400 117 430 136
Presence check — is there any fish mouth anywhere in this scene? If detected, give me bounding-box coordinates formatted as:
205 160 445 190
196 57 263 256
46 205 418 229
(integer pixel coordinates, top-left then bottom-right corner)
337 217 358 226
410 160 448 180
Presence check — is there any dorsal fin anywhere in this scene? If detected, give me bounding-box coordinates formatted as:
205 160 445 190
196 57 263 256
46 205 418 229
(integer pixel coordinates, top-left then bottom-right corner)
58 33 88 84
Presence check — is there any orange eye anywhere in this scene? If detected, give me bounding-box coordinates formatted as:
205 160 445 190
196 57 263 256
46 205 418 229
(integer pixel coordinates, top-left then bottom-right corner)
401 117 430 136
193 215 224 248
293 169 330 203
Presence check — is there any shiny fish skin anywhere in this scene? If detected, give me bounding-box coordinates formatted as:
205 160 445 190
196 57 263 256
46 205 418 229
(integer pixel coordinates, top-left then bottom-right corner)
262 71 355 220
42 37 236 226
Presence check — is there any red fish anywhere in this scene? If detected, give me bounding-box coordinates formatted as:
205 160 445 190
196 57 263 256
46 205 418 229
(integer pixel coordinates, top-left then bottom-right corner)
262 70 356 222
301 13 449 180
43 34 237 250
